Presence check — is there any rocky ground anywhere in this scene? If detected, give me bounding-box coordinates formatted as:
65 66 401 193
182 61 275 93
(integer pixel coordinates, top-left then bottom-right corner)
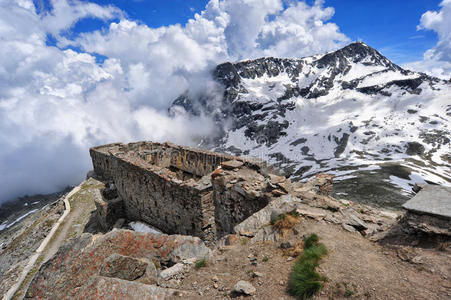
178 220 450 300
6 174 448 300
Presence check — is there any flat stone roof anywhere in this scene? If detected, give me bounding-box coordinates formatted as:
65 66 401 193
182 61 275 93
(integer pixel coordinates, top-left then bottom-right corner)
402 185 451 219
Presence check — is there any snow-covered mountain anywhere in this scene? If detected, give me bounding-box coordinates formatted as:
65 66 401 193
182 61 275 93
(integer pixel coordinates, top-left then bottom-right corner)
170 42 451 207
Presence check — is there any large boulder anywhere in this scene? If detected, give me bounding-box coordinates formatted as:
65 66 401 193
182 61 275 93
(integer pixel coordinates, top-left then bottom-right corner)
100 254 148 281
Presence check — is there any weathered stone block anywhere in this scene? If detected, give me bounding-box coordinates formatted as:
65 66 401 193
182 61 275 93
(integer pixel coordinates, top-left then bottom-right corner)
100 254 148 281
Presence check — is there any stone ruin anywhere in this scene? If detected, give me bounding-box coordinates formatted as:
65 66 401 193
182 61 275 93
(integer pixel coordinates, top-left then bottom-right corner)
90 141 296 243
402 185 451 236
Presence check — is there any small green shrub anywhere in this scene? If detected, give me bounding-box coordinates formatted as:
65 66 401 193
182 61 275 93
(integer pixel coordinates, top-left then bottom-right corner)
289 211 300 218
262 256 269 262
194 258 207 270
288 233 328 299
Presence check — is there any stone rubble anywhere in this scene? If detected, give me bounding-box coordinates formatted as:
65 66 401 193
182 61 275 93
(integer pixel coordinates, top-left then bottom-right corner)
26 230 210 299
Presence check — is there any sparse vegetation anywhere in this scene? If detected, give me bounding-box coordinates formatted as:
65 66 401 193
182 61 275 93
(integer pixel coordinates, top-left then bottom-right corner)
241 238 248 246
272 211 301 234
262 256 269 262
271 213 287 225
288 233 328 299
194 258 207 270
344 288 354 297
271 211 300 226
152 259 161 269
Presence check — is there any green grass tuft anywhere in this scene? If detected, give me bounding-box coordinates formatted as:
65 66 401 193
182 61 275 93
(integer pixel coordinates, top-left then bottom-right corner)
303 233 319 249
271 213 287 225
194 258 207 270
288 233 328 299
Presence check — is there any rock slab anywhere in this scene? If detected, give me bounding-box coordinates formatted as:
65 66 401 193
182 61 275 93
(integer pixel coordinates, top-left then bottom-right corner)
402 185 451 219
100 254 148 281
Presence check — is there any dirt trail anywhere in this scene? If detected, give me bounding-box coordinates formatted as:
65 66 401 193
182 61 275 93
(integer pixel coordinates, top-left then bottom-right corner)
42 195 83 263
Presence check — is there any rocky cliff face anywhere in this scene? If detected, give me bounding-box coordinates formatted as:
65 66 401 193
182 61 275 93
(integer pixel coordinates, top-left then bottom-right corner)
170 42 451 206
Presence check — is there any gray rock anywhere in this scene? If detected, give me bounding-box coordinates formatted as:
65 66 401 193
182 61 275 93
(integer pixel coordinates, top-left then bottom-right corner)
348 213 368 230
296 208 326 221
268 173 286 184
100 254 148 281
169 235 211 261
280 242 292 249
341 210 368 231
141 260 158 284
159 263 185 281
250 225 280 243
233 280 256 295
342 223 357 233
77 276 194 299
234 194 301 237
221 160 244 169
402 185 451 220
113 218 126 229
252 272 264 278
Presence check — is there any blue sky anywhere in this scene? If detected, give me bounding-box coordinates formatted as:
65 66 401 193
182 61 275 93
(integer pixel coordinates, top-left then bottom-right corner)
327 0 441 64
62 0 443 64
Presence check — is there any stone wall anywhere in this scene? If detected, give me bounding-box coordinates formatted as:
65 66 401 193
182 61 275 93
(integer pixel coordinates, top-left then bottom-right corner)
90 143 217 239
90 141 292 241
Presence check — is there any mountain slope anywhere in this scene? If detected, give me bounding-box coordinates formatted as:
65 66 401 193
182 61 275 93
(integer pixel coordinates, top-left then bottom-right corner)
170 42 451 207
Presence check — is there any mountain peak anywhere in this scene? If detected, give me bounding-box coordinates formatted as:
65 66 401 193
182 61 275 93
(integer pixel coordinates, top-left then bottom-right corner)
316 41 401 71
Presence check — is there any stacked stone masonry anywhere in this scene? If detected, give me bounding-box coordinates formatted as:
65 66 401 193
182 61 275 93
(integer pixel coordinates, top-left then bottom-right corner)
90 141 290 242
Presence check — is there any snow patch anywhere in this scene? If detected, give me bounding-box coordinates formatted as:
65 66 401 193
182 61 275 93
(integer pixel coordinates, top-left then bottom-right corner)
129 221 163 235
0 209 38 232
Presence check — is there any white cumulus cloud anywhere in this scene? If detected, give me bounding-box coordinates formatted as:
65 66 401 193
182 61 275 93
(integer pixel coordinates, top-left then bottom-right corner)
0 0 348 202
404 0 451 79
